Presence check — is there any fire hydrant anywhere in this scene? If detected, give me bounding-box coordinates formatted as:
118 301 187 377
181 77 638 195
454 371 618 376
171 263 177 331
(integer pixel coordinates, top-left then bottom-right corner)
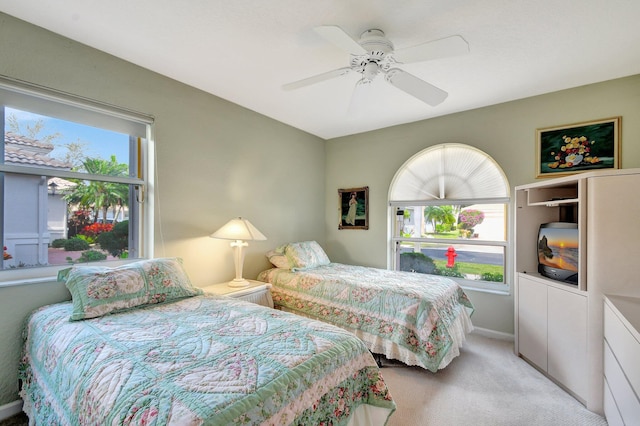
445 246 457 268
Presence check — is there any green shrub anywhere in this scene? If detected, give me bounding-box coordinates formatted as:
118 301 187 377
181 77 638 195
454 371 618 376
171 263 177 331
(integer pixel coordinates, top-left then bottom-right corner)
76 250 107 263
399 252 437 274
435 263 465 278
481 272 504 282
74 234 95 245
51 239 66 248
435 224 449 233
63 237 90 251
96 220 128 257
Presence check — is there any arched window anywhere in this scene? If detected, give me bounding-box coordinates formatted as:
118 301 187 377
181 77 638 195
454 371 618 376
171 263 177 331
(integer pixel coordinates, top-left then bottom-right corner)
388 143 510 291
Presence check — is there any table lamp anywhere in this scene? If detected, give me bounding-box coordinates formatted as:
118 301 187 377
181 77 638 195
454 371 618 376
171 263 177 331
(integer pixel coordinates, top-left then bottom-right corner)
210 217 267 287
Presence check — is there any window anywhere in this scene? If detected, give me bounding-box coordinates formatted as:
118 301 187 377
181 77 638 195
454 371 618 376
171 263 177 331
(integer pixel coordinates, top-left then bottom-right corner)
0 76 154 281
388 144 510 292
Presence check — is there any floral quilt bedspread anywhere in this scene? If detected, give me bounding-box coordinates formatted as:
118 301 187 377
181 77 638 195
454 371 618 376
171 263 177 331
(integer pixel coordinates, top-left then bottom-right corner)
20 295 395 425
258 263 474 372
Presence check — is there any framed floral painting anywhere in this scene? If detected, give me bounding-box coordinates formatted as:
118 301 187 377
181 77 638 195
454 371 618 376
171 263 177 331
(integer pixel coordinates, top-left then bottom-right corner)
338 186 368 230
536 117 621 178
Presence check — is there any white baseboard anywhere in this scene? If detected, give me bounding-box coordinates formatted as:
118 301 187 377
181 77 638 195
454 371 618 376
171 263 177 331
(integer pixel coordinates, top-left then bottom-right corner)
471 327 514 342
0 400 23 421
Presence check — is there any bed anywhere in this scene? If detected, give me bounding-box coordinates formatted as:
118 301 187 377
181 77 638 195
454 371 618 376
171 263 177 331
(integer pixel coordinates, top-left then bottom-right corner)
257 241 474 372
19 258 395 425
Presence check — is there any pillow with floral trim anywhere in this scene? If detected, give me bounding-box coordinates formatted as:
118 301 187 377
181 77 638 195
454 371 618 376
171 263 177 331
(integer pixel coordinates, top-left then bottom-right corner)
266 245 293 269
284 241 331 271
60 257 203 320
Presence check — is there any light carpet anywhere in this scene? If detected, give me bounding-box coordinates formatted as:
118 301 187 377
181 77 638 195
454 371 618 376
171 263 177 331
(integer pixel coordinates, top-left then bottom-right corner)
381 332 608 426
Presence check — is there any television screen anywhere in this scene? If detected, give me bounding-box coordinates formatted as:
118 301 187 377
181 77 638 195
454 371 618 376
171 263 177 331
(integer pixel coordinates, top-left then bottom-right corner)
537 222 579 284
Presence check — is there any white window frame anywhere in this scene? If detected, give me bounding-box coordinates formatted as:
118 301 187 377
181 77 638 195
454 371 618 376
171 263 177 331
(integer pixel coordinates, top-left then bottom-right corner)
387 143 511 294
388 198 511 294
0 76 155 286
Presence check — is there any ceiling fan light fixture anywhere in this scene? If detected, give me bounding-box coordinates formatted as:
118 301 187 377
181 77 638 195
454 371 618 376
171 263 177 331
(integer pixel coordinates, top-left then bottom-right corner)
283 25 468 108
363 61 380 80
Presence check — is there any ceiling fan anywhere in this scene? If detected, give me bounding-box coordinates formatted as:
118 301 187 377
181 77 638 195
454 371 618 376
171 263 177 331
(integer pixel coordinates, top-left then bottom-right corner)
283 26 469 107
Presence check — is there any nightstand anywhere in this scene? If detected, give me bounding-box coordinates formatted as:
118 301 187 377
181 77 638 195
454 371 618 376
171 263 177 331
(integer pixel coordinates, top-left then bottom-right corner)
202 280 273 308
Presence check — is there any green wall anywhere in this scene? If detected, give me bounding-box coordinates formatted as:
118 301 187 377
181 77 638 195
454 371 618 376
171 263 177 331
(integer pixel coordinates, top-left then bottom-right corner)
1 9 639 410
324 74 640 336
0 13 325 406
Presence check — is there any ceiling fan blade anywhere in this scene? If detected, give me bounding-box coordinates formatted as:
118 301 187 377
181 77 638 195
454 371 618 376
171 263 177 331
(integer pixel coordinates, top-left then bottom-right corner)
385 68 448 106
347 79 374 117
314 25 367 55
393 35 469 64
283 67 352 91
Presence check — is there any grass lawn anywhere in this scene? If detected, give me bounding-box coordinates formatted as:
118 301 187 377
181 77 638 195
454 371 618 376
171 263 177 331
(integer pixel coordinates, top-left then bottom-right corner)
424 232 459 239
432 259 503 277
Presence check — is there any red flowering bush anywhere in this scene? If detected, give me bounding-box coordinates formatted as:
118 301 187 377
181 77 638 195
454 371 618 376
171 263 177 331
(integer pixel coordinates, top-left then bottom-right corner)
80 223 114 239
3 246 11 260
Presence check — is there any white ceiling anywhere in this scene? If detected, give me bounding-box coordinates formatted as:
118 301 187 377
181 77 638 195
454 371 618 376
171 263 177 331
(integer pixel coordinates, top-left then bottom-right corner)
1 0 639 140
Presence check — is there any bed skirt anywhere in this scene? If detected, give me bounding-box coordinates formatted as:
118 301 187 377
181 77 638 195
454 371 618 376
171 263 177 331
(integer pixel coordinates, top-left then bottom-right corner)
277 306 474 371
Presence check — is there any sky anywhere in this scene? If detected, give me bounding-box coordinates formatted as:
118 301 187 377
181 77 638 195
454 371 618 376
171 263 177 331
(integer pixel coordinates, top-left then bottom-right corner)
540 227 579 249
5 107 130 167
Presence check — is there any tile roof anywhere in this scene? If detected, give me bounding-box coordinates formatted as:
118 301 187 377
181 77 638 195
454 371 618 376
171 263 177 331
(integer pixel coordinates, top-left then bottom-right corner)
5 131 54 151
4 132 71 169
48 176 76 192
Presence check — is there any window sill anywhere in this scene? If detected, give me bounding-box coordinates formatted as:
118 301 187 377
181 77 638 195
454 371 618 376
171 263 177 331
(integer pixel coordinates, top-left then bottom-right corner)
0 258 141 288
457 278 511 296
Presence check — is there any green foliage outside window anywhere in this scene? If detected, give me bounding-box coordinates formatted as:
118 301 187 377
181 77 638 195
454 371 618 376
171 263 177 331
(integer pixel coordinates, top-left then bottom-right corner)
399 252 437 274
51 239 66 249
96 220 129 257
76 250 107 263
63 237 90 251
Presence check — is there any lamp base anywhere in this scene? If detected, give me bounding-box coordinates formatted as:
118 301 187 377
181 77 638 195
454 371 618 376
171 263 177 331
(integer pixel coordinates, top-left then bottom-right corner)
227 278 250 288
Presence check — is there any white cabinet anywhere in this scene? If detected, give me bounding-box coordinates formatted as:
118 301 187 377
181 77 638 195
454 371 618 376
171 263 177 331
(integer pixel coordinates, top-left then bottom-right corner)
603 295 640 426
515 168 640 414
547 285 587 398
517 274 547 369
517 273 587 401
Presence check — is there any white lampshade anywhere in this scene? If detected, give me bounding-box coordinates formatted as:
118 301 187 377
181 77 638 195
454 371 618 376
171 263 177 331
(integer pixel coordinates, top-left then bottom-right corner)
210 217 266 287
210 217 267 241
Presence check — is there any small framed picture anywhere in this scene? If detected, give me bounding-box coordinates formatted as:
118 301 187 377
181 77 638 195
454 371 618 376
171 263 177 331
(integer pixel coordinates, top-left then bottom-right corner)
536 117 621 178
338 186 369 230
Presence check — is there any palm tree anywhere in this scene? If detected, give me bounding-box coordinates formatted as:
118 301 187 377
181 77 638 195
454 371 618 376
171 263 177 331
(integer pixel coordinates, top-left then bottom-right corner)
65 156 129 223
424 205 457 234
424 206 442 232
440 205 457 230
